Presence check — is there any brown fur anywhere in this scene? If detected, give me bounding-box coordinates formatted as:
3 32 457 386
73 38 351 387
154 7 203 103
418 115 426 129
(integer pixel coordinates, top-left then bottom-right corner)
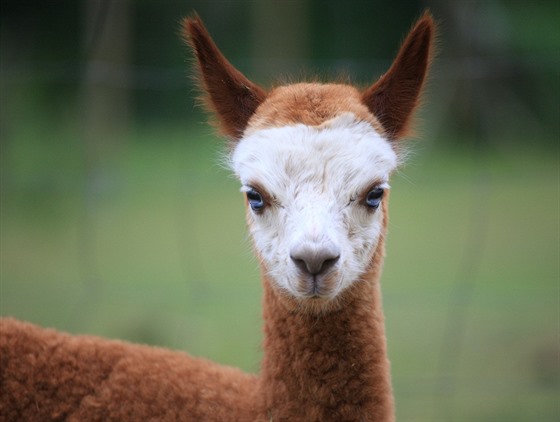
0 207 390 422
185 12 434 143
0 13 435 422
0 318 257 421
247 83 385 135
256 200 394 421
362 12 435 140
184 15 266 142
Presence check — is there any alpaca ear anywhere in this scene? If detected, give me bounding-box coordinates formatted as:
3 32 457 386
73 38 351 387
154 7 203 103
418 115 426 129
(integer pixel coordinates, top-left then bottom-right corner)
183 15 267 141
362 12 435 140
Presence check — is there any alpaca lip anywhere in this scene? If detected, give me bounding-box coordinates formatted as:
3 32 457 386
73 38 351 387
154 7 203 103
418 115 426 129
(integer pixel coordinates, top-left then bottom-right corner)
311 275 319 295
297 274 334 299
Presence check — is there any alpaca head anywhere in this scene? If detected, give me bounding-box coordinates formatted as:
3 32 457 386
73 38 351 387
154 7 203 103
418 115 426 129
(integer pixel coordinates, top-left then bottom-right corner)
185 14 434 307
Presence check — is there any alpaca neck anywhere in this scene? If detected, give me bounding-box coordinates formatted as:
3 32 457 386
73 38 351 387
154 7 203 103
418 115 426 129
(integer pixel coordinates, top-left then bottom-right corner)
258 229 394 421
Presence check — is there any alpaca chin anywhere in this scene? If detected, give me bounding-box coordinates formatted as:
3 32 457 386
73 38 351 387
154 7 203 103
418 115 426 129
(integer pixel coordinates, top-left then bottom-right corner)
273 281 354 315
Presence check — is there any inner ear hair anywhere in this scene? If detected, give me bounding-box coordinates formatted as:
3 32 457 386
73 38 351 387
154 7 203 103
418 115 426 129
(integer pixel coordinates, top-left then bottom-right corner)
183 15 267 142
362 12 435 141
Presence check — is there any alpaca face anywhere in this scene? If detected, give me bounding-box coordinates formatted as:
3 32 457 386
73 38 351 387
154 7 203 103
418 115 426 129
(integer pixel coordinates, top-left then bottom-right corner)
231 113 397 301
186 13 434 303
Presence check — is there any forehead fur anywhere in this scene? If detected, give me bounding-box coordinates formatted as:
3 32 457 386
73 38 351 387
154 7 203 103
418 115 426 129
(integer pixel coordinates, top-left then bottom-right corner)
246 83 385 135
232 113 397 194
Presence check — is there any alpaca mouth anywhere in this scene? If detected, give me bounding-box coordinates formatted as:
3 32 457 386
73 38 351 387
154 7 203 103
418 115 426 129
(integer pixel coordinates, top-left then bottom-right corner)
306 280 323 299
296 273 337 299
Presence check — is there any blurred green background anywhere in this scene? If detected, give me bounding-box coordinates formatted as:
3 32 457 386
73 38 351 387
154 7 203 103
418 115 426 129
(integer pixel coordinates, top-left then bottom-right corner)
1 0 558 420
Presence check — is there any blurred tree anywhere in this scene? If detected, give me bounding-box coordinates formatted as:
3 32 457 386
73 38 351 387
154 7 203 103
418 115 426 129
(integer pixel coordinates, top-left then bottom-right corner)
80 0 133 293
83 0 132 150
0 0 557 144
426 0 559 147
251 0 310 83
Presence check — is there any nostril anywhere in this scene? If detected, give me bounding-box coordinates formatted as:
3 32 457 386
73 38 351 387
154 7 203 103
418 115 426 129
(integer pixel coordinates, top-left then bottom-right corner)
321 255 340 273
290 245 340 276
290 256 308 274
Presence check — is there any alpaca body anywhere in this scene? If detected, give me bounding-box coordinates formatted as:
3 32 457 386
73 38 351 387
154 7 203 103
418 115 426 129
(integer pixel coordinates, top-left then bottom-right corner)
0 12 434 422
0 318 257 421
1 231 391 422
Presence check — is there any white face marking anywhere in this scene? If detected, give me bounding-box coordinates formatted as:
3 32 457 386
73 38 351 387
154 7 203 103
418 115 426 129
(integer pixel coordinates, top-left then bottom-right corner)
231 113 398 301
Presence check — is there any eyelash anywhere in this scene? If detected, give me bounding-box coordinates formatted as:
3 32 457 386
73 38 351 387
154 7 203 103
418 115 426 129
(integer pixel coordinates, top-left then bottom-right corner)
350 183 389 209
364 187 384 209
245 187 265 212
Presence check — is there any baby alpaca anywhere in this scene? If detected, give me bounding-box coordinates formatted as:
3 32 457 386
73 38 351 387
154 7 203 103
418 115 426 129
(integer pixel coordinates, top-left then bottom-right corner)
0 12 434 422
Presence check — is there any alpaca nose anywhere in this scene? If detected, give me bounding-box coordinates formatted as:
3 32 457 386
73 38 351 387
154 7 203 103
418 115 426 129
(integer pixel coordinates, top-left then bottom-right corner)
290 243 341 276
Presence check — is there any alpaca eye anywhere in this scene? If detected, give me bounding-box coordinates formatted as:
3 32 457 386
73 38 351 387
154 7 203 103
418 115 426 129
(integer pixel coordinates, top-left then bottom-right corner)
246 189 265 211
365 187 384 209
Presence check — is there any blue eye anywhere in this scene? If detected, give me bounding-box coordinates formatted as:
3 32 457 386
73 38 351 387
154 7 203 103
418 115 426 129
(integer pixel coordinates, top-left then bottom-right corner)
365 187 384 209
246 189 265 211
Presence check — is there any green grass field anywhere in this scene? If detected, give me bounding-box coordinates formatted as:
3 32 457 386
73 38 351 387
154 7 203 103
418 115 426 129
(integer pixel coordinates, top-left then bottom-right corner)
1 125 558 421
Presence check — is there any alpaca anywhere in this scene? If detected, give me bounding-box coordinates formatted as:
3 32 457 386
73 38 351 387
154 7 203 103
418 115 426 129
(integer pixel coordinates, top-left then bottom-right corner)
0 12 434 422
